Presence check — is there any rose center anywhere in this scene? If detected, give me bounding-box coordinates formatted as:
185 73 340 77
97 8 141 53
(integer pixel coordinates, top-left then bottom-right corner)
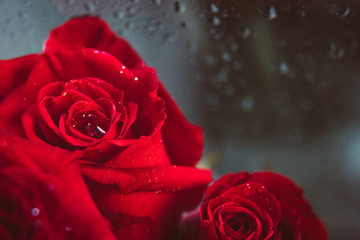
71 112 109 138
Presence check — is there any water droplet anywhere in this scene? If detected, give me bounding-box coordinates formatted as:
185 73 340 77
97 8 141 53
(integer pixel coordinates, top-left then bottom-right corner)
257 6 277 20
134 77 139 81
72 112 108 138
279 62 289 74
241 27 251 39
31 208 40 217
174 1 186 13
126 6 136 16
242 183 251 196
221 52 231 62
65 224 72 231
114 11 124 19
241 96 254 112
213 16 221 26
328 4 350 19
257 185 266 193
122 66 126 69
328 41 346 59
120 71 123 74
205 55 216 65
210 3 219 13
84 2 95 12
269 6 277 19
163 33 176 42
297 9 307 18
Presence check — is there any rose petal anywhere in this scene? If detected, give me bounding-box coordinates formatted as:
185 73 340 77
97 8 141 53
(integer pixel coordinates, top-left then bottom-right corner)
0 54 39 100
0 86 26 137
81 165 212 194
157 81 204 167
44 17 142 69
248 172 328 240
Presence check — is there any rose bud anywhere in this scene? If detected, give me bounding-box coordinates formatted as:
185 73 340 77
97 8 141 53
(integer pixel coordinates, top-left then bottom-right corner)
178 171 328 240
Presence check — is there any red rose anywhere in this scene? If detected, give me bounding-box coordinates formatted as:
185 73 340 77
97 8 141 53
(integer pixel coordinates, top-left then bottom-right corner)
0 130 116 240
179 172 328 240
0 17 212 239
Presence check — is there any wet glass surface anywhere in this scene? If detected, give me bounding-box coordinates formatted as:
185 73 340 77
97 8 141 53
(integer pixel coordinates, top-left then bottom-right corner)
1 0 360 238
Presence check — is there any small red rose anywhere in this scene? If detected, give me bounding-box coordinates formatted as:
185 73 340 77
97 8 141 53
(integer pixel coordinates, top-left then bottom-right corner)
0 17 212 239
0 130 116 240
179 172 328 240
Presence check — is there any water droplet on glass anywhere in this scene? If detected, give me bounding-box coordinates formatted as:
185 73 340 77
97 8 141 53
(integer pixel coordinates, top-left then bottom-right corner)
210 3 219 13
84 2 95 12
328 4 350 19
174 1 186 13
257 5 277 20
221 52 231 62
241 27 251 39
213 16 221 26
279 62 289 74
297 9 307 18
163 33 176 42
114 11 124 19
328 41 346 59
205 55 216 65
31 208 40 217
241 96 254 112
126 6 136 16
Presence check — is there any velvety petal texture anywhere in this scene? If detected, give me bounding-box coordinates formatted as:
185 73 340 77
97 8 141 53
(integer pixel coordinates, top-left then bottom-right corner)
0 130 116 240
179 172 328 240
0 16 211 240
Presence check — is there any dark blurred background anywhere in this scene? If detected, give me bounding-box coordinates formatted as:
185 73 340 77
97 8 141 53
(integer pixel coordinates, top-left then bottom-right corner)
1 0 359 238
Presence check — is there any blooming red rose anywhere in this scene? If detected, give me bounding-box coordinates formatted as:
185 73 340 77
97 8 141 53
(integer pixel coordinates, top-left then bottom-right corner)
178 172 328 240
0 17 212 239
0 130 116 240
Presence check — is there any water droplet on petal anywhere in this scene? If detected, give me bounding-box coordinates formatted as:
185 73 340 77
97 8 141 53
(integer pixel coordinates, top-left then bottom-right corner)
257 185 266 193
134 77 138 81
72 112 108 138
31 208 40 216
65 224 72 231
